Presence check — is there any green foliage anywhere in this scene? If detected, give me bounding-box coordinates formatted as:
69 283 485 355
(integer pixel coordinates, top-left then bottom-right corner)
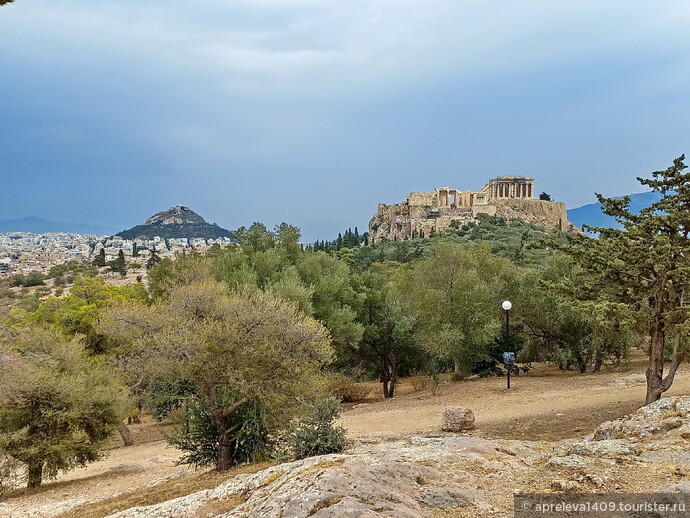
352 220 567 270
92 248 106 267
146 247 162 269
148 378 197 422
515 254 632 373
100 280 333 471
27 276 149 354
17 292 42 313
211 226 364 357
47 261 97 283
109 250 128 278
313 227 366 252
561 155 690 403
167 395 272 468
287 397 347 460
0 455 22 495
11 272 46 287
398 244 515 377
117 222 233 241
0 328 130 488
350 271 420 397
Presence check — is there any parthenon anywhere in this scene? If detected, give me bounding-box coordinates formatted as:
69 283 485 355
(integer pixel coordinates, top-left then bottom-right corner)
482 176 535 200
369 175 578 243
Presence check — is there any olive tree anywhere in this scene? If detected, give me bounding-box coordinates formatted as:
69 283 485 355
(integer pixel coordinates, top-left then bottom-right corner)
398 244 514 376
100 281 333 471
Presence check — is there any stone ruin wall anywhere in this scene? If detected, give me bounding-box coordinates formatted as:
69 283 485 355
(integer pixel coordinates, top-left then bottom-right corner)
369 181 578 243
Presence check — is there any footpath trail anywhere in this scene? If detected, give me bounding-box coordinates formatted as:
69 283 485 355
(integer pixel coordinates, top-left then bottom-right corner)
341 358 690 441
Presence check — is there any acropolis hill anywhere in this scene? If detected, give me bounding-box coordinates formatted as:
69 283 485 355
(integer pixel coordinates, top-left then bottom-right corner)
368 176 579 243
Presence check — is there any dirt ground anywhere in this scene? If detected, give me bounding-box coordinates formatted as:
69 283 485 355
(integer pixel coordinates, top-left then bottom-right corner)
0 419 186 518
341 354 690 441
3 353 689 517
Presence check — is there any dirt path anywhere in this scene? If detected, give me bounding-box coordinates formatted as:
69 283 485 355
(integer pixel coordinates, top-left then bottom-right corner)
341 358 690 441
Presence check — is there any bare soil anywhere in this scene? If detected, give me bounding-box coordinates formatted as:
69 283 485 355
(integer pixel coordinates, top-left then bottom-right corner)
3 352 689 518
341 354 690 442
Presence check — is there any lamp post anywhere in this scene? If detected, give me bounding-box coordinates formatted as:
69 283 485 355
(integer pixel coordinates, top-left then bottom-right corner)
502 300 513 389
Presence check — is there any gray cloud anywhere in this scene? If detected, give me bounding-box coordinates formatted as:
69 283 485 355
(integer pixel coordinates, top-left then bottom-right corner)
1 0 689 239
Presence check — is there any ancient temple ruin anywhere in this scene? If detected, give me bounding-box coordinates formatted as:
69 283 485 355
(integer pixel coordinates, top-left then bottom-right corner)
368 176 577 243
481 176 535 201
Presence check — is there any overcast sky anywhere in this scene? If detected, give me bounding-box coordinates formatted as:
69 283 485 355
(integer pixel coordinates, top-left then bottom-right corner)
1 1 688 240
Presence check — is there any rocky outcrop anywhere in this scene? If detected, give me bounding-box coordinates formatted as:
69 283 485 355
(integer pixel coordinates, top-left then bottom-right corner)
369 187 580 243
107 436 539 518
144 206 208 226
106 396 690 517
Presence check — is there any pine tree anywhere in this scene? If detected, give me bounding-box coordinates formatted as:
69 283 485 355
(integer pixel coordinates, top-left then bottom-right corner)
92 248 106 267
0 328 129 488
146 247 161 269
110 250 127 278
563 155 690 403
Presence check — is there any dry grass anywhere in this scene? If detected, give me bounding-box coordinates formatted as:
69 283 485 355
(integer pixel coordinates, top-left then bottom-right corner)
192 493 246 517
55 461 275 518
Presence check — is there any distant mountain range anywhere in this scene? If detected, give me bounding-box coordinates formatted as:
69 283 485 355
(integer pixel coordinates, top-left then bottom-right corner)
567 191 662 231
0 216 118 235
117 205 234 240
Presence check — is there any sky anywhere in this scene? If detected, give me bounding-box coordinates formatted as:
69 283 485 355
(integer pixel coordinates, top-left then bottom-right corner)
1 1 689 241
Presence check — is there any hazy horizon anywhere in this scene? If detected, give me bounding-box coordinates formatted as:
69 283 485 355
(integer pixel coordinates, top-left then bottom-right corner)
1 1 688 241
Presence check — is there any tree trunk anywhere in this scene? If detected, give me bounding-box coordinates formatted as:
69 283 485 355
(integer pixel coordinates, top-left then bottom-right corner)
216 430 235 472
645 320 665 405
660 332 684 393
27 461 43 489
452 355 461 375
117 421 134 446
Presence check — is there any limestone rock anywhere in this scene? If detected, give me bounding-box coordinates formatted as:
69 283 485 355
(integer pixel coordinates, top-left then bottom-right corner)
546 455 588 468
659 481 690 493
568 439 634 458
91 397 690 518
105 436 533 518
442 406 475 432
607 374 647 387
594 396 689 444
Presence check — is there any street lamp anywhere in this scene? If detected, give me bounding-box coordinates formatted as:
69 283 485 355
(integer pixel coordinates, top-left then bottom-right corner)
502 300 513 389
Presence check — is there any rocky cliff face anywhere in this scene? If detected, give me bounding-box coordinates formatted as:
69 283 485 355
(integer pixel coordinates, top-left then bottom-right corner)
106 396 690 518
369 197 579 243
143 205 208 226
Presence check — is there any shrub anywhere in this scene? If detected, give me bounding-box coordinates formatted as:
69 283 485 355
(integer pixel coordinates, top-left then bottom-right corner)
408 372 429 392
288 397 347 460
326 374 370 403
428 373 441 395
